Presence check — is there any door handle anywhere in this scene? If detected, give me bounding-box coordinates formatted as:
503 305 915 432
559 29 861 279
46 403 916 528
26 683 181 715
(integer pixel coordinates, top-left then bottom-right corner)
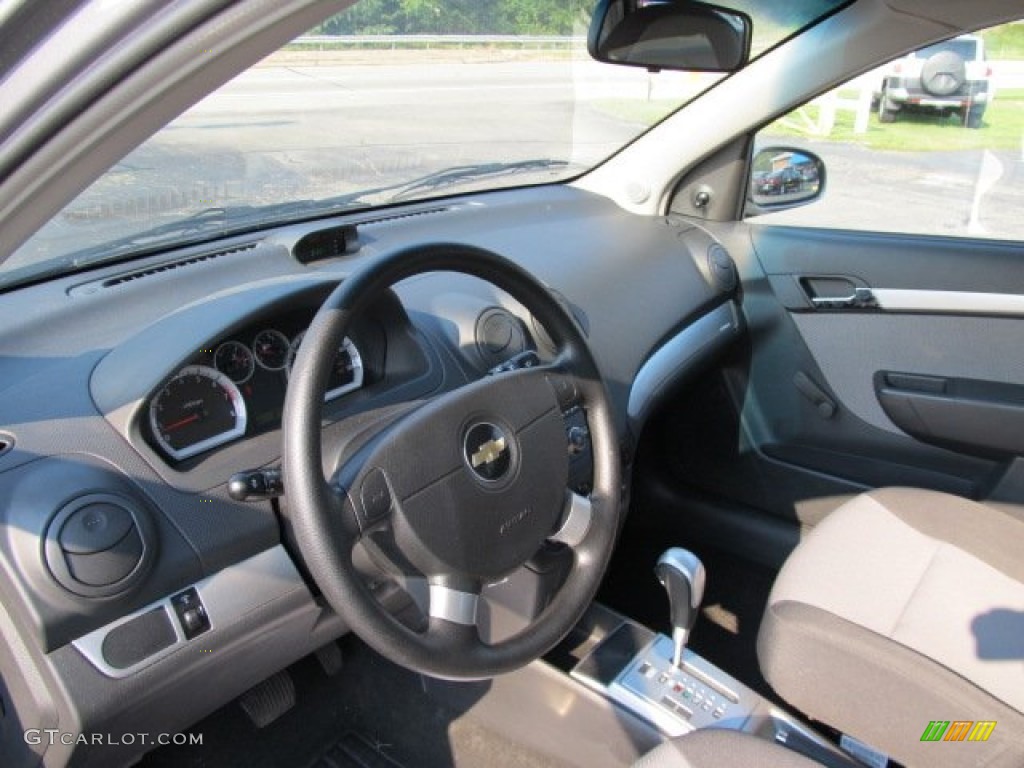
800 276 878 310
810 286 877 309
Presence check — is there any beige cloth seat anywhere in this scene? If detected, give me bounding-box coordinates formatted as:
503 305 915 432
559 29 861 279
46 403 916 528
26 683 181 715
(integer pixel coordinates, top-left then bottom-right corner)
758 488 1024 768
634 729 825 768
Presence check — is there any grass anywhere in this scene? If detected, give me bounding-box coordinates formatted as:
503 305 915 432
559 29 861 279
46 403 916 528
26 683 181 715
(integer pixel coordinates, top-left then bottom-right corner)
763 89 1024 151
981 23 1024 60
591 89 1023 151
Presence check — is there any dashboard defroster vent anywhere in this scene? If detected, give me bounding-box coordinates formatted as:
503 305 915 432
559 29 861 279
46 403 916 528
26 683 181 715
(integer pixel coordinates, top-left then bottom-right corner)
68 243 259 296
358 205 452 227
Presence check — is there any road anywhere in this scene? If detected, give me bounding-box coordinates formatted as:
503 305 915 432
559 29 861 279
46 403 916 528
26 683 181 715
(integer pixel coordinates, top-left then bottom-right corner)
757 138 1024 241
12 58 1023 266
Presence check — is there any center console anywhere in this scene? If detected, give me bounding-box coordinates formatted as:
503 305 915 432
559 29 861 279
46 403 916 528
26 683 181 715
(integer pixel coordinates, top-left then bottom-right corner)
574 628 758 736
559 548 863 768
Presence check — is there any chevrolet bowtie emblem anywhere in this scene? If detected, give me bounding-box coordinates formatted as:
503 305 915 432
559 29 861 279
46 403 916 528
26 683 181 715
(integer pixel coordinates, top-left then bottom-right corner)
470 436 507 468
464 423 512 482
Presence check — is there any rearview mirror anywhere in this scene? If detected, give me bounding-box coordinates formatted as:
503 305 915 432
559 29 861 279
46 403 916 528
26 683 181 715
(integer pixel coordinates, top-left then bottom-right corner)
588 0 751 73
747 148 825 214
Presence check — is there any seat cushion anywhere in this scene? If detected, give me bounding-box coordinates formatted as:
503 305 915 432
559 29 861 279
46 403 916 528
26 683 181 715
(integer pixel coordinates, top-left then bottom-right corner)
758 488 1024 768
634 729 824 768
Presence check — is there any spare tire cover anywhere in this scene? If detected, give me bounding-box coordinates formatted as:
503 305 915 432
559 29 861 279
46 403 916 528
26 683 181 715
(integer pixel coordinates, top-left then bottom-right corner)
920 51 966 96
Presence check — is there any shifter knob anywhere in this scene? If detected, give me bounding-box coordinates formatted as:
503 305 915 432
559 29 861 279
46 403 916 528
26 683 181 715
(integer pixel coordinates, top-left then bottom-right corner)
655 548 706 668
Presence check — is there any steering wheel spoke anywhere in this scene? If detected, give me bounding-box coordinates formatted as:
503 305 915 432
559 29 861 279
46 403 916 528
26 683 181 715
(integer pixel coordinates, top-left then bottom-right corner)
427 577 482 627
548 491 593 549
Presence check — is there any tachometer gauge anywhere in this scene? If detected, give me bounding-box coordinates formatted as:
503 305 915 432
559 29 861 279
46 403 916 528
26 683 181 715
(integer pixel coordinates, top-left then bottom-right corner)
149 365 247 461
287 331 365 401
252 329 290 371
213 340 255 384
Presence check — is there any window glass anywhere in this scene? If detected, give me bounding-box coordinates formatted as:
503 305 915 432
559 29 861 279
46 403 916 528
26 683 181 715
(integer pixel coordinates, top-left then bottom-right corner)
751 20 1024 242
4 0 848 289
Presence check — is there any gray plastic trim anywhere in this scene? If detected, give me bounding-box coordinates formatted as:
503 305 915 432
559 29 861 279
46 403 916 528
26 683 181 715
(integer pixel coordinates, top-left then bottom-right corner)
548 492 592 548
627 301 742 430
873 289 1024 317
72 546 304 678
428 584 479 625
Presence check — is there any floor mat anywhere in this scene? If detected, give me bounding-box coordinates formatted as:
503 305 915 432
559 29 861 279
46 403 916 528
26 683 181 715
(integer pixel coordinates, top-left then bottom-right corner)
309 732 407 768
140 636 570 768
597 527 782 705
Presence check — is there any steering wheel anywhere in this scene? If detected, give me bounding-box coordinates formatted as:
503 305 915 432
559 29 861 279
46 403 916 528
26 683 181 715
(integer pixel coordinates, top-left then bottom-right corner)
283 243 621 680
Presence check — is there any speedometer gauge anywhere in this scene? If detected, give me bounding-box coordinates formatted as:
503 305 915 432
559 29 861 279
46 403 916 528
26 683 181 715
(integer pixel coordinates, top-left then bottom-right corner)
287 331 365 401
149 365 247 461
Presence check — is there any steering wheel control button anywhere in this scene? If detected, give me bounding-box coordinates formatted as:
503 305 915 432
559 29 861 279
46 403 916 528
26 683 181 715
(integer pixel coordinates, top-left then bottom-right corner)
488 350 540 375
547 372 580 410
171 588 210 640
464 423 513 483
359 468 393 526
567 425 588 455
59 502 134 554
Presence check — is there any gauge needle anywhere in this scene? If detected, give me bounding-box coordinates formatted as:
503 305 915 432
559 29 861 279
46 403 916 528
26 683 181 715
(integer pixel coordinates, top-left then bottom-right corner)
163 413 200 431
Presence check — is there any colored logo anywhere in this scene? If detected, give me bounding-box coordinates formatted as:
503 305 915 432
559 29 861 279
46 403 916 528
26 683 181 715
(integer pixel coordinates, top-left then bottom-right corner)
920 721 996 742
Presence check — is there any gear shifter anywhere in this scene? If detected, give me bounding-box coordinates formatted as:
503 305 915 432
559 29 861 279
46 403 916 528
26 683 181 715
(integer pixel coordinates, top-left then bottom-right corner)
655 548 706 668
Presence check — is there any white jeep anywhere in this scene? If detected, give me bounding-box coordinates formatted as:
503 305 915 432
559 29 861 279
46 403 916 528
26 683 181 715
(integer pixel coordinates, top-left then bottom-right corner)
877 34 992 127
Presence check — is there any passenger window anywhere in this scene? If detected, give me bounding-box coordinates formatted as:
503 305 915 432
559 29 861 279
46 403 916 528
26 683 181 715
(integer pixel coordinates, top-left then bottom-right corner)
750 20 1023 242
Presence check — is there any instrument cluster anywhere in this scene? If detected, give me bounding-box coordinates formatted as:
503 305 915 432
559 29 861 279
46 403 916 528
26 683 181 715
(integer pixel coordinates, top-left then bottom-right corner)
147 315 367 463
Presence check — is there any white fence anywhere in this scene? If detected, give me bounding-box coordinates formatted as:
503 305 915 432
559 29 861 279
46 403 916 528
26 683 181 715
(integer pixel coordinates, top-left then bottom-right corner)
805 61 1024 136
292 34 586 48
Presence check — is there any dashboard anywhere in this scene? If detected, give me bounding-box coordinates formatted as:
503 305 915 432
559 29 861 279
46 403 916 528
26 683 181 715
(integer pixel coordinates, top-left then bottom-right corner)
0 185 740 768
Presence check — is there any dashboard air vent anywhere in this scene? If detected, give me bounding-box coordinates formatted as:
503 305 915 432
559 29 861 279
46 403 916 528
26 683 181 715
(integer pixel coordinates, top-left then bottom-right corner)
706 244 738 294
476 308 527 369
68 243 258 296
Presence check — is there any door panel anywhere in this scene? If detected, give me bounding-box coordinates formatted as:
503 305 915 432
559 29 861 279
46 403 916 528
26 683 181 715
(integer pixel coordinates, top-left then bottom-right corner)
790 312 1024 438
748 225 1024 500
637 223 1023 562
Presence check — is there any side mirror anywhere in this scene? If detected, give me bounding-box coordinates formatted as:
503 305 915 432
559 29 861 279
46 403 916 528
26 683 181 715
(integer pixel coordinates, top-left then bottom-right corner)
588 0 752 73
746 148 825 215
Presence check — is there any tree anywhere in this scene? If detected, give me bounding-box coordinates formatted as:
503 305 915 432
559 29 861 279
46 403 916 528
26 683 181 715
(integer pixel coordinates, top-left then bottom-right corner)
313 0 592 36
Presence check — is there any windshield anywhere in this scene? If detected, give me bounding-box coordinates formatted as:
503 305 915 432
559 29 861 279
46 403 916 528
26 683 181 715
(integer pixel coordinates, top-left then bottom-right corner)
3 0 846 288
916 38 980 61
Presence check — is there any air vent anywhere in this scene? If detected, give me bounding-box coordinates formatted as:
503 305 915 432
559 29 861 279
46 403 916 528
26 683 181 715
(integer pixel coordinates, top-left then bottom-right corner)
68 243 258 296
706 244 737 294
476 308 527 369
0 433 12 457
